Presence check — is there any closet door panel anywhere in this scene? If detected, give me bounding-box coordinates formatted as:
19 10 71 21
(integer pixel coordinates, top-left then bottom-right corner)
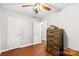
7 16 22 50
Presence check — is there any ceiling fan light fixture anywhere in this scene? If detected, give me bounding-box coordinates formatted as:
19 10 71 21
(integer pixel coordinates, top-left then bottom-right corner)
22 3 51 14
33 3 40 14
33 3 40 10
33 6 37 10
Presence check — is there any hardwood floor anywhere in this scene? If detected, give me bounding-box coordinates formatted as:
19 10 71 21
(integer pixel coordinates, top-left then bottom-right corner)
1 40 52 56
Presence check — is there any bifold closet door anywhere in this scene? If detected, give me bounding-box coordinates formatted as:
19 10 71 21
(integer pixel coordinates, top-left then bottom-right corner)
7 16 22 50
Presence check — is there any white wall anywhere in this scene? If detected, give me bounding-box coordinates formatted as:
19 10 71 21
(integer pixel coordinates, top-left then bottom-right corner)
42 4 79 51
0 8 39 51
0 8 1 51
1 9 7 50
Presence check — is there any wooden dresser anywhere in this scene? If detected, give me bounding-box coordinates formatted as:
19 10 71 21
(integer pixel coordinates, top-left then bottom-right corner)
46 25 64 56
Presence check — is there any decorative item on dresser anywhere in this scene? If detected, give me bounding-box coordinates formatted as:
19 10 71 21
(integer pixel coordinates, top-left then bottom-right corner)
46 25 64 56
0 52 1 56
64 48 79 56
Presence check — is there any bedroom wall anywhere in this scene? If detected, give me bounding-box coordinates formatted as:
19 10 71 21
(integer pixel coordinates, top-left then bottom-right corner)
0 8 1 51
0 8 39 51
42 4 79 51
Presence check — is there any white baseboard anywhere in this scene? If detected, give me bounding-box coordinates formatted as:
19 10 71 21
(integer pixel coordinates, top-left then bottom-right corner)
0 43 33 53
0 43 40 54
1 49 10 53
0 42 43 53
20 43 33 48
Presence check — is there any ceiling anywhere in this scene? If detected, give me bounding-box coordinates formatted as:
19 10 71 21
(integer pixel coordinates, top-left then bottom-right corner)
0 3 72 18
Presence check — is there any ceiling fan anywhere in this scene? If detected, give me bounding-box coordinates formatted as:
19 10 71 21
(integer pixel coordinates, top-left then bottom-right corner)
22 3 51 14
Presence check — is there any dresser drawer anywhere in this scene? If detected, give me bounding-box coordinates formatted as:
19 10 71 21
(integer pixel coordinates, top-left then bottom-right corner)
47 37 58 42
47 39 59 47
47 32 59 37
47 29 58 34
47 46 60 56
47 31 58 34
47 43 59 50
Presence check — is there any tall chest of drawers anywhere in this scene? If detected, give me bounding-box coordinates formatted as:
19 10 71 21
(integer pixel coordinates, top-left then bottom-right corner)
46 25 64 56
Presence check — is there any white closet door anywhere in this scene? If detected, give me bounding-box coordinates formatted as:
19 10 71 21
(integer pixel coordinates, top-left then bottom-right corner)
33 22 41 45
7 16 22 50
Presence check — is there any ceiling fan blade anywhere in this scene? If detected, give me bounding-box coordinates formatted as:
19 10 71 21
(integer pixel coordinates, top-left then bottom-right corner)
22 5 33 7
42 5 51 11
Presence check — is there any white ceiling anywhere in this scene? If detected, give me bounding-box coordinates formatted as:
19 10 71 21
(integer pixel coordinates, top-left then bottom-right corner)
0 3 72 18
